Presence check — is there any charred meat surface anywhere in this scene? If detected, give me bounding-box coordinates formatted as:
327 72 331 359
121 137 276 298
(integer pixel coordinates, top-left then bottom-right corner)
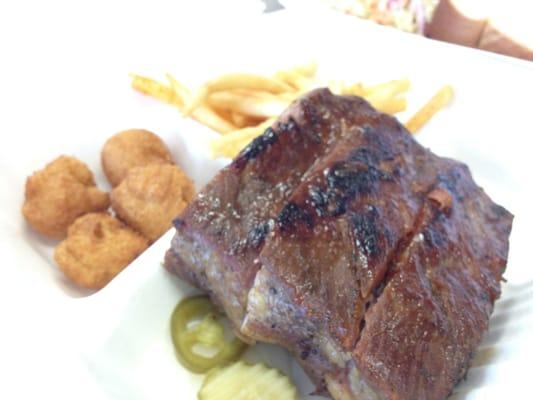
244 117 441 352
165 90 512 399
352 164 512 400
165 89 375 329
243 110 512 398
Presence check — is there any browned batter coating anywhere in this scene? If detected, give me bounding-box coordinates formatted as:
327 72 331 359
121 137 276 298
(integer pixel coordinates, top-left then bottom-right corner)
54 212 149 289
111 164 195 242
22 156 110 238
101 129 174 187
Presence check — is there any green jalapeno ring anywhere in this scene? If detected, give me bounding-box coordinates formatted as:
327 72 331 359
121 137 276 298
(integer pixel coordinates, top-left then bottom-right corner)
170 295 248 373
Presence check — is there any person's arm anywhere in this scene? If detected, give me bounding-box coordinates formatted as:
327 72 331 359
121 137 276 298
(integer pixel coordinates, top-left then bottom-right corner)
427 0 533 61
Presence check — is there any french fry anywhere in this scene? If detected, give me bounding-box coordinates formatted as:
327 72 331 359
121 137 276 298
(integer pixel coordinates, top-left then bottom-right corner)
165 74 237 133
130 74 180 106
183 74 294 116
363 79 410 105
372 97 407 115
207 90 290 119
292 61 317 77
328 80 346 95
191 105 237 134
210 118 276 158
278 92 301 102
229 111 263 128
210 127 260 158
274 62 317 91
341 82 365 96
364 79 411 96
274 70 315 91
206 73 293 93
166 74 192 107
131 65 454 152
211 107 236 126
405 85 454 133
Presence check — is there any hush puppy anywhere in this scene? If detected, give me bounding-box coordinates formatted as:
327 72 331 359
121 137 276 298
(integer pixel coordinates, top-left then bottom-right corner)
22 156 110 238
111 164 194 242
54 212 149 289
101 129 174 187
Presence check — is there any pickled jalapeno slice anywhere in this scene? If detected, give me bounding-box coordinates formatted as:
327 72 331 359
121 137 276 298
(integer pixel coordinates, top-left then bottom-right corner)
170 295 247 373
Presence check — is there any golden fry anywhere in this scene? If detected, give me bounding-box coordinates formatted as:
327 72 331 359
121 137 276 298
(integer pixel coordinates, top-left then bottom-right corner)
341 82 365 96
192 105 237 134
274 70 315 91
328 80 346 95
207 90 290 119
363 79 410 105
209 107 236 127
363 79 411 96
277 91 302 102
167 75 237 133
166 74 191 107
131 74 234 133
205 73 293 93
405 85 454 133
131 65 454 150
130 74 179 106
183 74 293 115
292 61 318 77
229 111 263 128
210 118 276 159
372 97 407 115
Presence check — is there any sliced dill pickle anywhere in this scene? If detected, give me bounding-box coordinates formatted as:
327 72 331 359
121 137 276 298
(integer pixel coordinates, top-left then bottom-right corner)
198 361 298 400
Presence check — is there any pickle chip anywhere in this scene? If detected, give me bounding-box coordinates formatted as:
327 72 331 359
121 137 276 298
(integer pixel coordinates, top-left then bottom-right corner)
198 361 298 400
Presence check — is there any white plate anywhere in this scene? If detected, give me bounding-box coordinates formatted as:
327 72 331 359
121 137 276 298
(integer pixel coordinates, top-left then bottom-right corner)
2 8 533 400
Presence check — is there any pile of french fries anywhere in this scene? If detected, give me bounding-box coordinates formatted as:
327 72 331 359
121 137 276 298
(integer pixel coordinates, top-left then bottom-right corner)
131 63 453 159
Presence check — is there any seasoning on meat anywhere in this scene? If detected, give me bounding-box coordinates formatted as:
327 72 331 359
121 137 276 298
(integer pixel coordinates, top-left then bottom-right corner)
165 89 513 400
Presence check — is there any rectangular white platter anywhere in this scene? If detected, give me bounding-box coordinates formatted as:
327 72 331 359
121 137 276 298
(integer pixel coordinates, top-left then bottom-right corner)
1 6 533 400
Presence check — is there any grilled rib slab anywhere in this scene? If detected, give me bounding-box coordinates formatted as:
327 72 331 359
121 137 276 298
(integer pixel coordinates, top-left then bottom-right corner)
165 90 513 399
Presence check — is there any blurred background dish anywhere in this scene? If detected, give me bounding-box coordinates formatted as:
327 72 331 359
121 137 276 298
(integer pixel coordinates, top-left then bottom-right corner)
278 0 533 60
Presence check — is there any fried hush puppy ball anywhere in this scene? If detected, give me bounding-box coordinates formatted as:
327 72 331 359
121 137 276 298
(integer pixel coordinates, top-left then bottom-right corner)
22 156 110 238
54 212 149 289
111 164 195 242
101 129 174 187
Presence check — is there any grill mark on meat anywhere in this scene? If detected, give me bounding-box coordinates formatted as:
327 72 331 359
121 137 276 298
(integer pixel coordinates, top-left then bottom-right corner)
235 127 278 167
349 205 381 258
351 164 512 399
277 202 315 233
324 159 387 217
247 219 274 248
353 184 443 352
305 143 394 219
306 160 387 219
308 185 329 216
356 172 463 323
